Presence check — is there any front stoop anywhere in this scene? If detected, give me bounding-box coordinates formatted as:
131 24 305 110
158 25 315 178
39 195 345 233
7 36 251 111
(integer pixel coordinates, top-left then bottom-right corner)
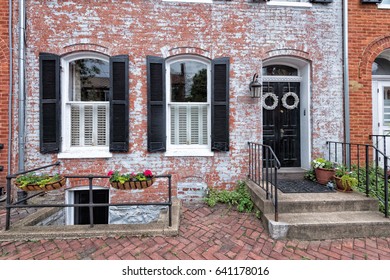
246 179 390 240
0 198 181 241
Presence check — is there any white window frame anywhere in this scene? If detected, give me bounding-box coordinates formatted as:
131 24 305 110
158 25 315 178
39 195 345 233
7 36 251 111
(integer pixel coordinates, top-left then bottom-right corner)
65 186 110 225
266 0 312 8
165 55 213 157
59 52 112 159
162 0 212 3
378 0 390 9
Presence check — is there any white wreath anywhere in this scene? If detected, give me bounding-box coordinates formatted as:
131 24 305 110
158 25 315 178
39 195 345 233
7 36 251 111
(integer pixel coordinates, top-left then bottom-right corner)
262 92 278 110
281 92 299 110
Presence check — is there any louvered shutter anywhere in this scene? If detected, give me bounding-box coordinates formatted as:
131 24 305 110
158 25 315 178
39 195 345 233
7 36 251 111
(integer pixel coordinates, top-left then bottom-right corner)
109 55 129 152
147 56 166 152
39 53 61 153
97 105 108 146
211 57 230 151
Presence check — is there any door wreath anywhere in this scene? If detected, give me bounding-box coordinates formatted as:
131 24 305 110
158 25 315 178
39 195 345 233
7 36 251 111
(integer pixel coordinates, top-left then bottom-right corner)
281 92 299 110
262 92 278 110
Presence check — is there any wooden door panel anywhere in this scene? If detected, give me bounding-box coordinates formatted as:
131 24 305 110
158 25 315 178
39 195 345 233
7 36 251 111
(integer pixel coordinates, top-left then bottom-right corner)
262 82 300 167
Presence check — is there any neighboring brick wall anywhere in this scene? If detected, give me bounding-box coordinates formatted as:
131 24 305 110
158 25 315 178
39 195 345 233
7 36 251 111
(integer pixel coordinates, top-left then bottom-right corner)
0 0 9 189
348 0 390 144
13 0 343 201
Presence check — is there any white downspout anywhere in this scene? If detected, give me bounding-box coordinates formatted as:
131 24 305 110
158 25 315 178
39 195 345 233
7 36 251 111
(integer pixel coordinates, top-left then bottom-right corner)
342 0 351 165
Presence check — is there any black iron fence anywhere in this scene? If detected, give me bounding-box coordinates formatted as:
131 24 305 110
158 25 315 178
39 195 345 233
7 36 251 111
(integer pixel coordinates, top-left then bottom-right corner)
326 141 389 218
370 134 390 158
248 142 280 222
5 161 173 230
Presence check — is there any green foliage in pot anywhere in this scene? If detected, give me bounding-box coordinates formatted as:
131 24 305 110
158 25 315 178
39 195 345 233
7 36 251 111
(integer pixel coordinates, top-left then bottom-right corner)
15 173 62 188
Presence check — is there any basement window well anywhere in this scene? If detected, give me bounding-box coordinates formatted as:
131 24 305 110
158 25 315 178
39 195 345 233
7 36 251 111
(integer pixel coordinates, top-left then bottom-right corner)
65 187 109 225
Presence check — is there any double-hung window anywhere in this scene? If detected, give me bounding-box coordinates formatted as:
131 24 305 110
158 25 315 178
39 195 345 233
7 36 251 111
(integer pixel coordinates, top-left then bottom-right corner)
67 58 110 149
39 52 129 157
147 55 230 156
166 58 211 154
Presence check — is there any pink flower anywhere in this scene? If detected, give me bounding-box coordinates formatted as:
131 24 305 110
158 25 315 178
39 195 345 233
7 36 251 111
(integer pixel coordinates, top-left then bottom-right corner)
107 170 114 177
144 170 153 177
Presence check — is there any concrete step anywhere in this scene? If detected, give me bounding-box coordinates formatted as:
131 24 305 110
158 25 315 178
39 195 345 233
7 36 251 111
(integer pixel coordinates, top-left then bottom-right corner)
276 192 379 214
264 211 390 240
278 168 307 180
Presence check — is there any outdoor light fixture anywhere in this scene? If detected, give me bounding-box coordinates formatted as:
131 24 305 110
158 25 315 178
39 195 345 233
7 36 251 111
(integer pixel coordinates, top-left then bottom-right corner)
249 73 262 98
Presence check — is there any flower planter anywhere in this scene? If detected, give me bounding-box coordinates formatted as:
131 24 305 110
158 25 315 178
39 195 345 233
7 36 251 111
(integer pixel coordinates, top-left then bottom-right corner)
315 167 335 185
15 176 67 192
334 176 353 193
110 178 155 190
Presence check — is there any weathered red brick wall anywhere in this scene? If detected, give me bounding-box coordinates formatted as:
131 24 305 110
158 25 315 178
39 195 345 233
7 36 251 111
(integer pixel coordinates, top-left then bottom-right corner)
13 0 344 201
0 0 9 189
348 0 390 144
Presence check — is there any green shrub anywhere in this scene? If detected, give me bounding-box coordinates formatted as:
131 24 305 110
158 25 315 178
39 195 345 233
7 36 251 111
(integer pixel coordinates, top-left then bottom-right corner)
204 181 254 213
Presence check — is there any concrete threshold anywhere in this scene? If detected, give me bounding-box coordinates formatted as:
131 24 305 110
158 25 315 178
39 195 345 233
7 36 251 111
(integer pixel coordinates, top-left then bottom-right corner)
0 199 181 241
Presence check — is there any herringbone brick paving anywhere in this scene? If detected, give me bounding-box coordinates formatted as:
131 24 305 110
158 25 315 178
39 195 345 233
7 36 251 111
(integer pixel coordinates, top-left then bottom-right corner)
1 204 390 260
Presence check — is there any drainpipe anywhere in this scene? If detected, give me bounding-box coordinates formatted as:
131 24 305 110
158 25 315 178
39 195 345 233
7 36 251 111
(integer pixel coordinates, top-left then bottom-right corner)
17 0 26 201
7 0 13 176
342 0 351 166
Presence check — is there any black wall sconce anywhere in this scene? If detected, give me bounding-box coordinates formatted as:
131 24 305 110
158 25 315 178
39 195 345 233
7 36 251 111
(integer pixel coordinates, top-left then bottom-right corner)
249 74 262 98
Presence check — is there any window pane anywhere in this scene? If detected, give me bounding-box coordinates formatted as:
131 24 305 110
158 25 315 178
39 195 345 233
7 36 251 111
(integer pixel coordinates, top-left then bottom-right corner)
262 65 298 76
69 59 110 101
170 104 208 145
170 61 207 102
372 58 390 75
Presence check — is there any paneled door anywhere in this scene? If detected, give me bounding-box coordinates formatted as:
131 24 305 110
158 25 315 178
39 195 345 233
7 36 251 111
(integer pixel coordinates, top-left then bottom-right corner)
263 82 301 167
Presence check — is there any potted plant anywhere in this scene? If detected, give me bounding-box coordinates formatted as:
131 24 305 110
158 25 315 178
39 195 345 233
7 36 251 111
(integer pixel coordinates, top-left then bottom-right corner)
312 158 335 185
15 173 66 192
108 169 155 190
333 165 358 192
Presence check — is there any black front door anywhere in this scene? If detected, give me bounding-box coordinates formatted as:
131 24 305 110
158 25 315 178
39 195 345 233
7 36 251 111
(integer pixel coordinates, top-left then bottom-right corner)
263 82 301 167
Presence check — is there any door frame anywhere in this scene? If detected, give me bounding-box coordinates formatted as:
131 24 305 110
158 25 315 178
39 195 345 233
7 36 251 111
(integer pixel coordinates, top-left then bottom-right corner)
262 57 311 170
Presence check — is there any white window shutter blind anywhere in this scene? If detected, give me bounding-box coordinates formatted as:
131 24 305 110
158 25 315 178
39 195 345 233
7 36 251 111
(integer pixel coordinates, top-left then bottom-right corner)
202 105 208 145
84 105 93 146
178 106 187 144
190 106 200 144
97 105 108 146
71 105 80 146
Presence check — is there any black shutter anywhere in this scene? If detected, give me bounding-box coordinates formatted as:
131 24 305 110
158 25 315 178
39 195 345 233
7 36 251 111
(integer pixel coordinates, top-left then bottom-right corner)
109 55 129 152
147 56 166 152
39 53 61 153
211 57 230 151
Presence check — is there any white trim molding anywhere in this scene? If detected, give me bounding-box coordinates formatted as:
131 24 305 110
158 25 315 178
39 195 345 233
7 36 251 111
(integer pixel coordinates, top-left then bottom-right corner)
266 1 312 8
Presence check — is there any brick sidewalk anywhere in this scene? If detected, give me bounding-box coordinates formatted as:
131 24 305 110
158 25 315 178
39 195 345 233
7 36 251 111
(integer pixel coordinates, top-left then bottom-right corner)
1 204 390 260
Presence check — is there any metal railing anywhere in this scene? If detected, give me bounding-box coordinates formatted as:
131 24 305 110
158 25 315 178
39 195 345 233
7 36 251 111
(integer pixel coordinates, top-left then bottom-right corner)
370 134 390 158
248 142 281 222
5 161 173 230
326 141 389 218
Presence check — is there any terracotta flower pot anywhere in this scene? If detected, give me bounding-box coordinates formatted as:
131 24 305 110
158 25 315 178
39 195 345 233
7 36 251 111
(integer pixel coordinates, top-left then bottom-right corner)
334 176 353 192
315 168 335 185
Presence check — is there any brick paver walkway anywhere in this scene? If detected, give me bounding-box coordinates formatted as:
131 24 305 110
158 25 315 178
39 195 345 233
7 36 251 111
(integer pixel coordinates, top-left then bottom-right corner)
1 204 390 260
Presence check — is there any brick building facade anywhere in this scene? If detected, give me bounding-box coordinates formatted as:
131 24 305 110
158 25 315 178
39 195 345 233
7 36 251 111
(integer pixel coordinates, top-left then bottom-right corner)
349 0 390 145
10 0 344 222
0 0 9 192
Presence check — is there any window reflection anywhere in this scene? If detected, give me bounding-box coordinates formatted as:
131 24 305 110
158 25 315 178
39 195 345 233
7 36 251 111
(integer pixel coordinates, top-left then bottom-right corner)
69 59 110 102
262 65 298 76
170 61 207 102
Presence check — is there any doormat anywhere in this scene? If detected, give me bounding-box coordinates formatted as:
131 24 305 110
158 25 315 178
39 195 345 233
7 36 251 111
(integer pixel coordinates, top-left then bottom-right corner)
277 179 335 193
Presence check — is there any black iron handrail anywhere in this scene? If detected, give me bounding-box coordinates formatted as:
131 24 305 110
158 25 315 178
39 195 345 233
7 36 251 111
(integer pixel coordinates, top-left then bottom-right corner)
248 142 280 222
370 134 390 158
5 162 173 230
326 141 389 218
